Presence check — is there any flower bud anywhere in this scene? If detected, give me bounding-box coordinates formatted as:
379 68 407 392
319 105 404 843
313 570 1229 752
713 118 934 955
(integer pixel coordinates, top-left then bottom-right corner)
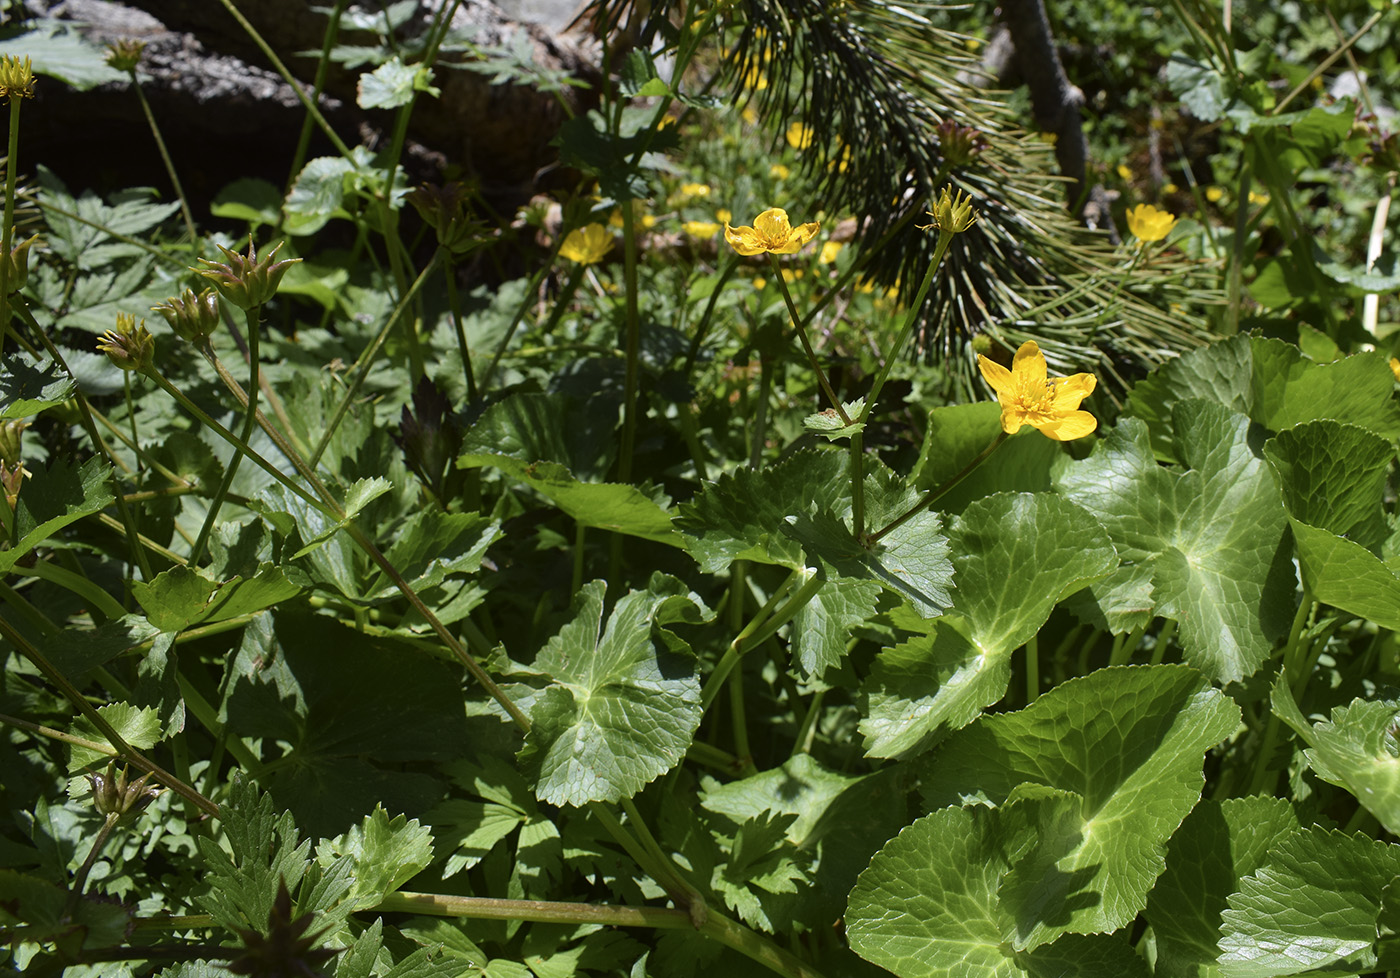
935 119 988 167
0 419 26 467
0 55 35 101
407 181 489 255
3 234 39 294
196 237 300 311
86 761 160 819
920 187 977 235
97 313 155 372
153 287 221 344
105 39 146 73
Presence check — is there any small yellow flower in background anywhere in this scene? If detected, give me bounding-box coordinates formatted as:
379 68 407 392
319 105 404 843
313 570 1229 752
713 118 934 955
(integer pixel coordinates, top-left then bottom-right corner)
1116 164 1133 181
1040 131 1058 146
964 36 982 52
819 240 843 264
855 279 875 295
1206 186 1225 203
683 220 720 238
724 207 820 256
742 64 768 91
770 164 791 180
659 115 676 129
1248 190 1270 205
781 268 804 283
641 214 657 229
786 122 814 151
1390 357 1400 383
977 340 1097 441
753 276 767 290
742 106 759 126
680 182 711 199
1163 182 1180 195
1125 203 1176 242
1149 117 1166 131
831 144 852 173
716 208 732 225
558 223 611 264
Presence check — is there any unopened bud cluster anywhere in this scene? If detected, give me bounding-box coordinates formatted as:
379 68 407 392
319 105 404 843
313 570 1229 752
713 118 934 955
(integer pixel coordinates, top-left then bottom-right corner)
196 238 299 311
935 119 988 167
3 234 39 294
153 287 221 343
86 761 161 820
105 39 146 73
0 55 35 101
97 312 155 372
921 187 978 235
408 181 488 255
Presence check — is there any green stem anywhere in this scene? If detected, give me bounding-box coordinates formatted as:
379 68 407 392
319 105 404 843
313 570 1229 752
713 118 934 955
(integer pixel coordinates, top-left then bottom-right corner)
24 561 128 622
189 305 262 566
767 254 848 423
214 0 355 161
618 201 643 484
791 688 825 756
858 229 953 424
849 431 865 541
66 813 121 912
309 253 439 469
375 891 692 928
285 0 349 198
129 75 198 246
870 432 1008 544
701 569 822 710
1224 155 1252 336
0 711 116 757
0 614 219 817
0 90 20 352
442 249 478 401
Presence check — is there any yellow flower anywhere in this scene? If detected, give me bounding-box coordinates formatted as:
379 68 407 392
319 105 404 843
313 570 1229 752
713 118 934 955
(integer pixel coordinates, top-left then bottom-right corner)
977 341 1097 441
1390 357 1400 383
742 64 768 91
1248 190 1270 205
781 268 803 282
1163 182 1180 195
819 240 843 264
786 122 814 151
1116 164 1133 181
559 223 611 264
1206 186 1225 203
770 164 791 180
684 220 720 238
742 106 759 126
716 208 732 225
680 182 711 199
753 276 767 290
724 207 820 256
1125 203 1176 242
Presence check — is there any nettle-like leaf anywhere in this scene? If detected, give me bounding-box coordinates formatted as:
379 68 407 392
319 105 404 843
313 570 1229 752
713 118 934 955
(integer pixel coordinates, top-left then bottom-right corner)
919 664 1241 945
196 775 312 933
1218 827 1400 977
519 575 709 806
367 510 501 600
709 811 811 933
1 455 114 573
1126 334 1400 461
846 802 1150 978
130 564 302 633
1145 797 1302 978
0 352 76 419
313 807 434 920
459 391 677 545
357 56 436 110
428 758 538 879
675 449 850 572
1272 677 1400 836
68 701 162 771
860 492 1116 759
1054 401 1294 684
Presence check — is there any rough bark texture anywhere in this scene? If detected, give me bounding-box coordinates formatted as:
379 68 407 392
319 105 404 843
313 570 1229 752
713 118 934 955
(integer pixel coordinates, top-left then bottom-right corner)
973 1 1117 236
20 0 598 210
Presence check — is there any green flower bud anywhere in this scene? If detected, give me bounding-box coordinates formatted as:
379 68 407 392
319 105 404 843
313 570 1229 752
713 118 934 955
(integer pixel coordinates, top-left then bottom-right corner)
153 287 221 343
3 234 39 294
407 181 488 255
105 39 146 73
0 419 26 467
97 313 156 372
0 55 35 101
86 761 160 820
921 187 977 235
935 119 988 167
195 238 300 311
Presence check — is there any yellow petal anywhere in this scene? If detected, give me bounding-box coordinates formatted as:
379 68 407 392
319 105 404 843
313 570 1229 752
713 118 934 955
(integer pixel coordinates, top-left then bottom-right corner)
789 221 820 248
977 354 1014 397
753 208 793 239
1050 372 1096 410
1038 410 1098 441
1010 341 1048 387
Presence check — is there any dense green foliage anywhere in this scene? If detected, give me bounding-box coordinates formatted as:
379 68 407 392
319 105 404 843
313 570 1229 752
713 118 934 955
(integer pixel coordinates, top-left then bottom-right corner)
1 0 1399 976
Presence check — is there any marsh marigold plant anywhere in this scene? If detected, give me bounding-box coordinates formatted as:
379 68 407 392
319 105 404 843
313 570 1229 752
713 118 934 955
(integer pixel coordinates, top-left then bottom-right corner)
977 340 1097 440
724 208 820 256
1125 203 1177 242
